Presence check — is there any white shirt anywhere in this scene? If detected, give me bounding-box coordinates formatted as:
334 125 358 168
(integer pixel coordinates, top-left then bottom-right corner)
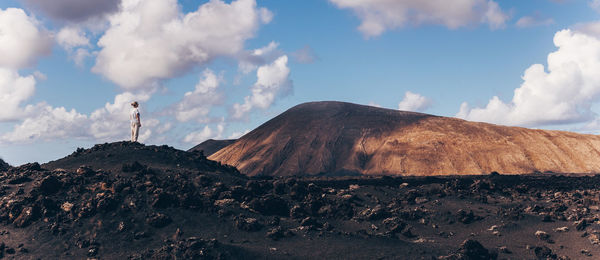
130 108 140 124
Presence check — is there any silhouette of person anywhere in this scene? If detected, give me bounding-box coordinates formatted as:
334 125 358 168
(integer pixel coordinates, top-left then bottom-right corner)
130 101 142 142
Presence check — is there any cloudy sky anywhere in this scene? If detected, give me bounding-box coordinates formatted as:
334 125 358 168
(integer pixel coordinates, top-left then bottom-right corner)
0 0 599 165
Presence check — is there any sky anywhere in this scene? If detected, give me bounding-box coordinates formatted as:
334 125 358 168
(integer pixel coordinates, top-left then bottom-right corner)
0 0 600 165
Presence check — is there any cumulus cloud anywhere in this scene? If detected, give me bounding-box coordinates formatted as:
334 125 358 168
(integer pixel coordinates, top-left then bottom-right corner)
90 92 157 141
183 124 225 144
21 0 120 22
292 45 319 64
0 68 36 121
238 41 284 74
329 0 509 37
56 27 90 49
398 91 432 112
56 26 93 66
171 69 224 123
0 8 52 69
93 0 272 89
1 104 88 143
457 29 600 127
516 15 554 28
1 91 164 144
232 55 292 119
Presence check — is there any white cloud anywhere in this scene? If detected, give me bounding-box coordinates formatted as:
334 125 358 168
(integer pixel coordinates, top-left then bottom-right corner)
457 29 600 127
183 124 225 143
0 68 36 121
232 55 292 119
56 26 93 66
0 8 52 69
90 92 156 141
397 91 432 112
483 1 508 30
329 0 509 37
1 91 165 144
1 104 88 143
93 0 272 90
171 69 224 123
238 41 284 74
56 27 90 49
516 16 554 28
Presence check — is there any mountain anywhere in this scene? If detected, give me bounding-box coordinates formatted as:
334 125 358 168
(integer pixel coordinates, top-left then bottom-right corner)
209 101 600 176
188 139 236 156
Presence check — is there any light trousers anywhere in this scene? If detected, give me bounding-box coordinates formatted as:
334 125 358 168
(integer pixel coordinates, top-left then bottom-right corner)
131 123 140 142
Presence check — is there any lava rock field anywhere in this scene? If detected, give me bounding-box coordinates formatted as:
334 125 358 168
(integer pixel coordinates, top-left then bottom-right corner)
0 142 599 259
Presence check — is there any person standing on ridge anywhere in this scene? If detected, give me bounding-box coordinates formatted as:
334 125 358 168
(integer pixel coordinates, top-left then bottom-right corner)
130 101 142 142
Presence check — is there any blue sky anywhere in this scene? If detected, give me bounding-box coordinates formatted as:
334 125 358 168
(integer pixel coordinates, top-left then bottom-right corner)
0 0 599 165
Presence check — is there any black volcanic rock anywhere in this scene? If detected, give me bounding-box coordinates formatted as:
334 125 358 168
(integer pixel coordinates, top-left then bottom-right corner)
42 141 239 174
0 158 10 172
188 139 236 156
3 142 600 258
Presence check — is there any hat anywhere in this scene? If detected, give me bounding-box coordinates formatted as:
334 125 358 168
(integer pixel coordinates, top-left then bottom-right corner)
131 101 138 107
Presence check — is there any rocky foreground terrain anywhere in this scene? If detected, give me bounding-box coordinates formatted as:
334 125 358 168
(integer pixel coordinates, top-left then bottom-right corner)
210 101 600 176
0 142 596 259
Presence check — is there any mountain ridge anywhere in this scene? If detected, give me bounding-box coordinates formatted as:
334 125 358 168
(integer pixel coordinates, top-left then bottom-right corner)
188 139 237 156
209 101 600 176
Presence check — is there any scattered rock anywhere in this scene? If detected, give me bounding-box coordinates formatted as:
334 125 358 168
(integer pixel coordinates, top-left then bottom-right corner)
39 176 61 195
499 246 511 254
534 246 556 259
535 230 551 241
235 216 262 232
588 233 600 245
554 227 569 232
76 166 93 176
146 213 172 228
266 227 285 240
575 219 589 231
13 206 39 228
441 239 497 259
457 209 481 224
581 249 593 256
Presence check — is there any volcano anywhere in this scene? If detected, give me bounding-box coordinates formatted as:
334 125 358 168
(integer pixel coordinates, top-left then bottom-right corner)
209 101 600 176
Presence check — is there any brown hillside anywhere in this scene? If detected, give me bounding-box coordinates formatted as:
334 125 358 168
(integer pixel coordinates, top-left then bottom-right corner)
209 101 600 176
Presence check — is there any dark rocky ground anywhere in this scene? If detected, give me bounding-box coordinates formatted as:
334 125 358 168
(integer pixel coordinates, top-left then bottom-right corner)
0 142 599 259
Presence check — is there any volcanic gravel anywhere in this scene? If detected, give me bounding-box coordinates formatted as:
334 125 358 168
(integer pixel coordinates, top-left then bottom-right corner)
0 142 599 259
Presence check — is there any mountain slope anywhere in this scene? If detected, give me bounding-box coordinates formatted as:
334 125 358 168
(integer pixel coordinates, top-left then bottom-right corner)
188 139 236 156
209 101 600 176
